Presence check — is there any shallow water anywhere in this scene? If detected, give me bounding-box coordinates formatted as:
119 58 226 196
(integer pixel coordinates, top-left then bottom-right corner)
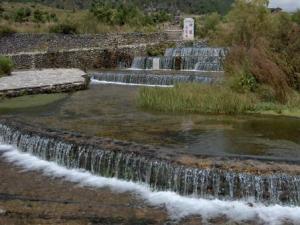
2 83 300 162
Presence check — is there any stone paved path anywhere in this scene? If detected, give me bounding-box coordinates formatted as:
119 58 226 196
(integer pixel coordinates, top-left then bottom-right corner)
0 69 86 91
0 69 88 97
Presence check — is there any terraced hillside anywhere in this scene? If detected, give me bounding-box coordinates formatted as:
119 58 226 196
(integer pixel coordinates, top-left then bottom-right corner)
9 0 234 15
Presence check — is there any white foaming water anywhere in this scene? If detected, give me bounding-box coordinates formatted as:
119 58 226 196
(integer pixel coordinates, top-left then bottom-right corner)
1 144 300 225
90 78 174 88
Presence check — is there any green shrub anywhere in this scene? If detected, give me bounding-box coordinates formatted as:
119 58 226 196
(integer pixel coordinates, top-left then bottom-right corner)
0 56 14 76
0 25 16 37
195 13 221 38
33 9 45 23
90 2 169 27
146 43 176 57
292 9 300 25
14 7 31 23
49 23 78 34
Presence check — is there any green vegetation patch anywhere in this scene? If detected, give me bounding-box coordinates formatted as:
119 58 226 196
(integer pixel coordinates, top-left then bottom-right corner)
0 56 14 77
0 93 67 112
138 83 300 117
138 83 257 115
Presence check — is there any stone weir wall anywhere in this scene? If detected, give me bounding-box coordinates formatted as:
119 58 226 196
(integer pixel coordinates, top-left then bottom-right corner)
8 45 148 70
0 119 300 206
0 33 170 70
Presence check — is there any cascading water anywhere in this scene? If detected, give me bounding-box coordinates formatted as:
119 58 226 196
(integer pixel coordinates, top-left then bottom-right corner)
91 71 219 86
131 47 227 71
0 122 299 206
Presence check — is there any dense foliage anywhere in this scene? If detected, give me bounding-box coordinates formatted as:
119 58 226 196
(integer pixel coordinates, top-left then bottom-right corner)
210 0 300 102
0 1 170 33
90 2 171 27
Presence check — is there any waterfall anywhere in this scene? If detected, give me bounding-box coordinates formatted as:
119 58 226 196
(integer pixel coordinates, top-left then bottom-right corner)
0 121 299 206
91 71 219 86
131 47 228 71
131 57 153 70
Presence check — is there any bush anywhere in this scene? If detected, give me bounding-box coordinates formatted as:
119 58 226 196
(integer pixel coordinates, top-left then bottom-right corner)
0 25 16 37
49 23 78 34
14 7 31 23
0 56 14 76
209 0 300 102
33 9 45 23
292 9 300 25
146 43 176 57
195 13 221 38
90 2 169 27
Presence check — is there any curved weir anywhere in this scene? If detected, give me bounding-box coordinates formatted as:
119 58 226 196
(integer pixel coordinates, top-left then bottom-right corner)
0 121 299 207
91 71 221 86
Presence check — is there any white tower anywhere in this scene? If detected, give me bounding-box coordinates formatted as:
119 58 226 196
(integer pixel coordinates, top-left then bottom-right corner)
183 18 195 40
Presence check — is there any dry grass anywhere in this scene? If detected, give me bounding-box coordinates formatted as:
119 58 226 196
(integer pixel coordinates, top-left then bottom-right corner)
0 2 159 34
224 46 294 102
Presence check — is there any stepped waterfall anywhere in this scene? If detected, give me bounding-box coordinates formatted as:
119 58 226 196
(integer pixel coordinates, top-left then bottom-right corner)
0 122 299 206
131 47 227 71
91 71 219 86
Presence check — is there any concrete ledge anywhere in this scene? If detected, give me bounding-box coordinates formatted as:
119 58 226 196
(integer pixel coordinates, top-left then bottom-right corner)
0 69 89 98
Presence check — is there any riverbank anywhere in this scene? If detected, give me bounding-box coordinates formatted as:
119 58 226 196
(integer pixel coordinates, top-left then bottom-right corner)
138 83 300 118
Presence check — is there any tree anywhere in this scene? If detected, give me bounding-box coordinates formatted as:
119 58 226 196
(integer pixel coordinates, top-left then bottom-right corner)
216 0 271 47
211 0 299 101
196 13 221 38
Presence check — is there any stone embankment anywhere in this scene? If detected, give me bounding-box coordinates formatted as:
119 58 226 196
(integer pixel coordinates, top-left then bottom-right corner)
0 69 88 97
0 33 169 54
0 33 173 70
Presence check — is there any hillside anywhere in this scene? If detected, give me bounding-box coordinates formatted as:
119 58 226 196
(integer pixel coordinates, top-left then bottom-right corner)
10 0 234 15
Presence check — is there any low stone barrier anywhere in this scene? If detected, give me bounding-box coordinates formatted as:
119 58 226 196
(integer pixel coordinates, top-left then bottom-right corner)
6 44 162 70
0 69 89 97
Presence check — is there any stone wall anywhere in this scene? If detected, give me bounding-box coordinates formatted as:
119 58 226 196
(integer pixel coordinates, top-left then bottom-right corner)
1 32 174 70
8 45 151 70
0 33 169 54
0 82 88 98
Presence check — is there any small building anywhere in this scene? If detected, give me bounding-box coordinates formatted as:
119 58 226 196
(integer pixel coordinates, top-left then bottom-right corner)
183 18 194 41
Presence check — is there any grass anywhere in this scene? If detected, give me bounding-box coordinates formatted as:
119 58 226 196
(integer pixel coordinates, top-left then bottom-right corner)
138 83 257 115
253 92 300 118
138 83 300 117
